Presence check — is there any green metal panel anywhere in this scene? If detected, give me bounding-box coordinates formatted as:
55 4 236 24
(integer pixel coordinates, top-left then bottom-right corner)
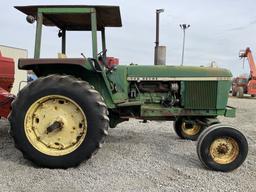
224 106 236 117
80 69 115 108
140 104 228 117
108 65 129 103
184 81 218 109
216 80 231 109
38 7 93 14
127 65 232 78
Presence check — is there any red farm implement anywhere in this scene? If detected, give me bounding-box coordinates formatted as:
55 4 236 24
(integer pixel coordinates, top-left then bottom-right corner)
0 51 15 118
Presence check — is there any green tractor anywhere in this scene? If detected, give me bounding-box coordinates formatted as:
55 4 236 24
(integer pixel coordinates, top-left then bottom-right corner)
10 5 248 171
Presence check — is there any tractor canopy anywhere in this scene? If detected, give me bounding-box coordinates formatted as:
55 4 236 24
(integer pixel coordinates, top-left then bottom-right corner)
15 5 122 59
15 5 122 30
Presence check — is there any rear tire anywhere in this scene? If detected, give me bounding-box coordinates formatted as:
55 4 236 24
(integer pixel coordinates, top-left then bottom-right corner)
231 89 237 96
197 125 248 172
9 75 109 168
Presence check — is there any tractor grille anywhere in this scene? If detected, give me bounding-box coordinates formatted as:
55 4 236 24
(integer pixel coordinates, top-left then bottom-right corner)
184 81 218 109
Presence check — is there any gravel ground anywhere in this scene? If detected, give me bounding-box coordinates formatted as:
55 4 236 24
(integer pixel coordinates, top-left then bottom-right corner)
0 97 255 192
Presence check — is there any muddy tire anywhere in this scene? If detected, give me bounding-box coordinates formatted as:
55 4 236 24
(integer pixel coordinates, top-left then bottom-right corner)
197 125 248 172
9 75 109 168
237 87 244 98
173 118 204 141
231 89 237 96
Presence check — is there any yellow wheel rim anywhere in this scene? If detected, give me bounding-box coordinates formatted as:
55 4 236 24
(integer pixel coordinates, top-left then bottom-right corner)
209 137 239 164
181 122 201 136
24 95 87 156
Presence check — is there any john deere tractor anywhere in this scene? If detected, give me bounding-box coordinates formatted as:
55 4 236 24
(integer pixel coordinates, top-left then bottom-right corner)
10 5 248 171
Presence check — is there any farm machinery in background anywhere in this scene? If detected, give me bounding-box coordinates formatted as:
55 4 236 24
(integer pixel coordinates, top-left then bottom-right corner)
232 47 256 97
0 52 15 119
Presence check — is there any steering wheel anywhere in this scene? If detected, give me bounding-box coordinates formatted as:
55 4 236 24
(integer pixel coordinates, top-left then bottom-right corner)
98 49 108 68
97 49 107 57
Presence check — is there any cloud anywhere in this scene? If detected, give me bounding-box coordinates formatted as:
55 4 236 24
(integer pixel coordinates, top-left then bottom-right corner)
228 18 256 31
228 26 248 31
249 19 256 25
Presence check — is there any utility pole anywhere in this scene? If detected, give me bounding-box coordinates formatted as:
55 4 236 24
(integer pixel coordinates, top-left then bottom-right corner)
154 9 164 65
180 24 190 66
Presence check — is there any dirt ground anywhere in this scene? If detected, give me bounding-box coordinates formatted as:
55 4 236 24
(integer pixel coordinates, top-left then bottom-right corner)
0 97 255 192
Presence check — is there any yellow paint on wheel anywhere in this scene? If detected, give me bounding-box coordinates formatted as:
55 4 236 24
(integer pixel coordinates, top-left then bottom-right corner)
181 122 201 136
209 137 239 164
24 95 87 156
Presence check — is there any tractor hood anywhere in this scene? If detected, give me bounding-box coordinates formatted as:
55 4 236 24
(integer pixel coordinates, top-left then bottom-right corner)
126 65 232 81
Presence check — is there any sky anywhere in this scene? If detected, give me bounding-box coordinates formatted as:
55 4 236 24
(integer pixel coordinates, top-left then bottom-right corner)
1 0 256 76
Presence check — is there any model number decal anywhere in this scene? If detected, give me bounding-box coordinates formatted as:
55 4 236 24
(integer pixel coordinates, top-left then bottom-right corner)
127 77 231 81
128 77 158 81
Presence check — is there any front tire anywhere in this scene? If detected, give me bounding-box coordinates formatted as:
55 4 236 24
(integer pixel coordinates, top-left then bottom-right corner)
173 118 204 141
9 75 109 168
237 87 244 98
197 125 248 172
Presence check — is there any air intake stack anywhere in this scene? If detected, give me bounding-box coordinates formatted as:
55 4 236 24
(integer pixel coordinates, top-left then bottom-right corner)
154 9 166 65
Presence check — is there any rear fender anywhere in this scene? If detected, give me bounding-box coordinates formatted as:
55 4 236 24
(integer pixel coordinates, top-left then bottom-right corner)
18 58 115 108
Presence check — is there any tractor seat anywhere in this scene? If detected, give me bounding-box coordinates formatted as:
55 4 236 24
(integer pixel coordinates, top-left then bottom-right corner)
58 53 67 58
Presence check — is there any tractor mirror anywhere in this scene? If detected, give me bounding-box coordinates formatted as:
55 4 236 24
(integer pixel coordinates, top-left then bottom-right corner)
58 30 63 38
26 15 35 24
